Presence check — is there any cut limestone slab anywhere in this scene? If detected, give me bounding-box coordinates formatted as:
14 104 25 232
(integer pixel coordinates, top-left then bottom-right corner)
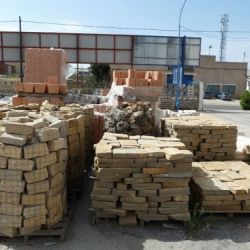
24 143 49 159
0 192 20 205
0 180 25 193
8 158 34 171
6 122 34 135
27 180 49 195
23 205 47 219
35 152 57 169
0 157 7 169
0 144 22 159
0 169 23 181
38 128 60 142
0 215 22 227
113 148 148 159
24 168 48 184
22 194 46 205
0 203 23 216
0 133 27 146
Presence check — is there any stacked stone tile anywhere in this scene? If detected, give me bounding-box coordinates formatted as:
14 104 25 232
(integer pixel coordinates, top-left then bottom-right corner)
242 145 250 162
162 115 237 161
91 132 193 225
40 103 94 187
57 104 94 167
0 110 67 237
192 161 250 212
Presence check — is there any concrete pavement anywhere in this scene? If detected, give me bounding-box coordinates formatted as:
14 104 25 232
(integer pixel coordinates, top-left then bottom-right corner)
203 99 250 137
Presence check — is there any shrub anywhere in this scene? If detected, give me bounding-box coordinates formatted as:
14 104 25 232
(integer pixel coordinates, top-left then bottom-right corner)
240 91 250 110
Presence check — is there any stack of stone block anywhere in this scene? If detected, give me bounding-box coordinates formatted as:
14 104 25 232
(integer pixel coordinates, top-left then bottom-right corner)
162 115 237 161
40 103 94 187
192 161 250 212
0 110 67 237
91 132 192 225
57 104 94 166
242 145 250 162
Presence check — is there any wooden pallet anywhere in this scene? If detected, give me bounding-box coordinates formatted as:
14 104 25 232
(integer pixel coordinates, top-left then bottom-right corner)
0 193 76 242
201 210 250 217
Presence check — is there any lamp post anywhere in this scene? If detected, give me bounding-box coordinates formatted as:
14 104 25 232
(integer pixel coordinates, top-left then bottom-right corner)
176 0 188 111
209 45 212 55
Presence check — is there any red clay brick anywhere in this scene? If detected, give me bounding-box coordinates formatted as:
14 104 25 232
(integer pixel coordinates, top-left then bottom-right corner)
34 83 47 93
128 69 136 78
12 95 22 106
125 78 136 87
47 84 59 94
14 82 24 92
120 71 128 78
135 71 146 79
23 83 34 93
135 79 148 87
47 75 59 84
59 84 67 94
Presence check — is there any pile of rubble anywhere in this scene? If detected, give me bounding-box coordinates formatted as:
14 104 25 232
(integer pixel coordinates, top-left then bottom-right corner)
91 132 192 225
104 102 154 135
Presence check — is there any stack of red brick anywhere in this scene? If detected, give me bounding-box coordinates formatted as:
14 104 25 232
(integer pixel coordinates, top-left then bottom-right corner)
13 76 67 106
12 48 68 107
113 69 165 87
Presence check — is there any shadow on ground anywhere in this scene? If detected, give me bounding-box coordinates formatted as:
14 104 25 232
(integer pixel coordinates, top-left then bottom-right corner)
2 177 250 250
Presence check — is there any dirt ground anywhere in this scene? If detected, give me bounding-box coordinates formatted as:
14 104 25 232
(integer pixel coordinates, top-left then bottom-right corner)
1 99 250 250
1 178 250 250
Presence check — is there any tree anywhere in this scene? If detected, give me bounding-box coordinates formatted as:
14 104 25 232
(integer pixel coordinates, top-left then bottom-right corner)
88 64 111 82
240 90 250 110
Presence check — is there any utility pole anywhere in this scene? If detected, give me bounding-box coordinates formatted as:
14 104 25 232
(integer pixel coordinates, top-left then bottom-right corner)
176 0 187 111
19 16 23 82
209 45 212 55
243 52 246 62
219 14 229 62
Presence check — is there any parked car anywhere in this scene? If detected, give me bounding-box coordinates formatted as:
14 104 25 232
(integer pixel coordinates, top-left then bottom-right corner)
204 91 212 99
216 92 232 101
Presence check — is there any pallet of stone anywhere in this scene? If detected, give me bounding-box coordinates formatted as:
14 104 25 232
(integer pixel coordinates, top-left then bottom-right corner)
242 145 250 163
0 191 76 241
161 115 237 161
40 103 94 189
0 110 67 237
191 161 250 213
91 132 193 225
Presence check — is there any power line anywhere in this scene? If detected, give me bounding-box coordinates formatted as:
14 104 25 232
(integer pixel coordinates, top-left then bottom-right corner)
2 19 250 40
0 20 18 23
22 20 180 32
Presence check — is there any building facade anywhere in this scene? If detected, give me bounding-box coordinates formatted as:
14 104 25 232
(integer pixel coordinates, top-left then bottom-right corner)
194 55 247 98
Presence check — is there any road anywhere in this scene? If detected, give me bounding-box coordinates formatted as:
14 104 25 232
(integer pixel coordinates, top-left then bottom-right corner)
203 99 250 137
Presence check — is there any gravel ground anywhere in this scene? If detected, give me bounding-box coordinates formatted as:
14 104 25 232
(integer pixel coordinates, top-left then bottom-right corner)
1 99 250 250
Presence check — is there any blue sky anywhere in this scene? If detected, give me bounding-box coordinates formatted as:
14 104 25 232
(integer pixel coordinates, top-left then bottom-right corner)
1 0 250 64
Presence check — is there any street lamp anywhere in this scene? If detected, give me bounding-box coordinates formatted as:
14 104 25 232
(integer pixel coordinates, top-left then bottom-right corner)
209 45 212 55
176 0 188 111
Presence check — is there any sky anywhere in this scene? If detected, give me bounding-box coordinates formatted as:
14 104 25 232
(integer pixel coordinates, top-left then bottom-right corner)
1 0 250 65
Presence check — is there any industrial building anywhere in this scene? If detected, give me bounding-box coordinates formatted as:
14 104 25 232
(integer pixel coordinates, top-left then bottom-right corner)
194 55 248 98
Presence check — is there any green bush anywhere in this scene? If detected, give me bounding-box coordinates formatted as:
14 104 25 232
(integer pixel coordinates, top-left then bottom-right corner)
240 91 250 110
